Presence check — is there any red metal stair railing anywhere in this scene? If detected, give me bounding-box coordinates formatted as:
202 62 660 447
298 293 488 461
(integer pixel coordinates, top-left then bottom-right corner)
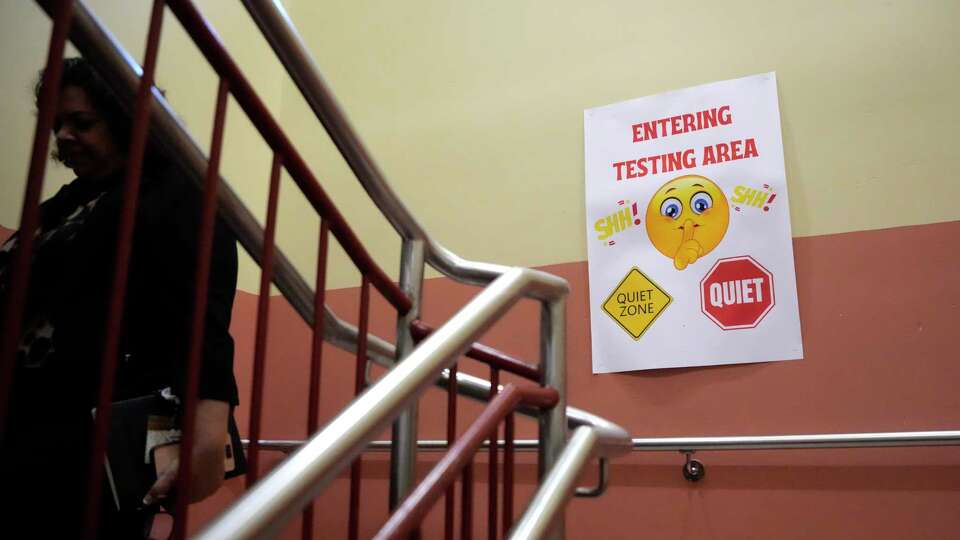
375 384 559 540
161 1 416 537
14 2 636 539
11 0 415 537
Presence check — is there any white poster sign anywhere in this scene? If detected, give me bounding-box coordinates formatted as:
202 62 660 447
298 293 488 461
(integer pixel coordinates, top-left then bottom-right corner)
584 73 803 373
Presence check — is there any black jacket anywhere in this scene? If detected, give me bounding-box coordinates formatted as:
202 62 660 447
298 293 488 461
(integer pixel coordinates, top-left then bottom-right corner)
0 163 241 535
3 162 239 439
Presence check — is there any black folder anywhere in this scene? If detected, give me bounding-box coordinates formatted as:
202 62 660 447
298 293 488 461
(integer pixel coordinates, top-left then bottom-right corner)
93 394 246 512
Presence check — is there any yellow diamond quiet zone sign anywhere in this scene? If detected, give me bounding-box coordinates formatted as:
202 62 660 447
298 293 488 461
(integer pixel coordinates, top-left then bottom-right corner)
602 268 672 340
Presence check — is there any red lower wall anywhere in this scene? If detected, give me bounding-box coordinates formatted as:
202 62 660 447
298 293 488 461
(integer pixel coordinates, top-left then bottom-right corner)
4 220 959 538
190 219 960 538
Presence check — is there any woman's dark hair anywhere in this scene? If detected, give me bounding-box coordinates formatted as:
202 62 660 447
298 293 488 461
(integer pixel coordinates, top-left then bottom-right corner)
35 56 131 152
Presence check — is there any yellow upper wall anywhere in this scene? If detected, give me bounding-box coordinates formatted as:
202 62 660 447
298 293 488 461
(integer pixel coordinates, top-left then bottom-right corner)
280 0 960 287
2 1 958 292
0 1 286 292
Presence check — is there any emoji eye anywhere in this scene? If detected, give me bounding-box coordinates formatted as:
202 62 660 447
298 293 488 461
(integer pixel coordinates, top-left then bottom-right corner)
660 197 682 220
690 191 713 214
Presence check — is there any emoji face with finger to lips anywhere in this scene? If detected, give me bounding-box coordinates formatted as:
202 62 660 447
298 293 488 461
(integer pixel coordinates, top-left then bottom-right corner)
645 174 730 270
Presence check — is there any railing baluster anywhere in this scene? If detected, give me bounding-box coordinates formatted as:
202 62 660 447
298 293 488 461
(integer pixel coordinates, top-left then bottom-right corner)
503 413 514 537
349 276 371 540
303 218 328 540
172 75 230 540
445 362 458 540
246 151 282 493
83 1 164 536
0 0 72 443
462 460 474 540
488 368 499 540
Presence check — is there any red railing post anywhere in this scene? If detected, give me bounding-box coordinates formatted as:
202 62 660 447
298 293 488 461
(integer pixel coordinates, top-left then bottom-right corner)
83 1 164 536
246 152 283 489
349 276 371 540
302 219 328 540
172 75 230 540
503 413 514 536
445 362 458 540
462 460 474 540
488 368 500 540
0 0 73 443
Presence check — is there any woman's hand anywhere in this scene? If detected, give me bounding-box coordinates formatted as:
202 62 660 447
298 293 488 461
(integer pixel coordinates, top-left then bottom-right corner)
143 399 229 506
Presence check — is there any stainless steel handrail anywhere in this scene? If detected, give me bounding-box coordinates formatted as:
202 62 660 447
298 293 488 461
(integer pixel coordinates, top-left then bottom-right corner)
246 426 960 534
248 430 960 454
629 431 960 450
508 428 960 539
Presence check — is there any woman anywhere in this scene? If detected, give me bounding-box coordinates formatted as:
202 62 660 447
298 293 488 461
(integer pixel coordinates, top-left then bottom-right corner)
0 57 240 538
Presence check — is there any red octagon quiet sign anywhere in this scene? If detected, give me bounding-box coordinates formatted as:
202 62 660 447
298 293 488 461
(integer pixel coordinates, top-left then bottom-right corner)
700 256 775 330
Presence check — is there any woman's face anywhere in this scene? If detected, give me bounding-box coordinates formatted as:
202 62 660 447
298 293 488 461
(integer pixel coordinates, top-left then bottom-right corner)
53 85 125 179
